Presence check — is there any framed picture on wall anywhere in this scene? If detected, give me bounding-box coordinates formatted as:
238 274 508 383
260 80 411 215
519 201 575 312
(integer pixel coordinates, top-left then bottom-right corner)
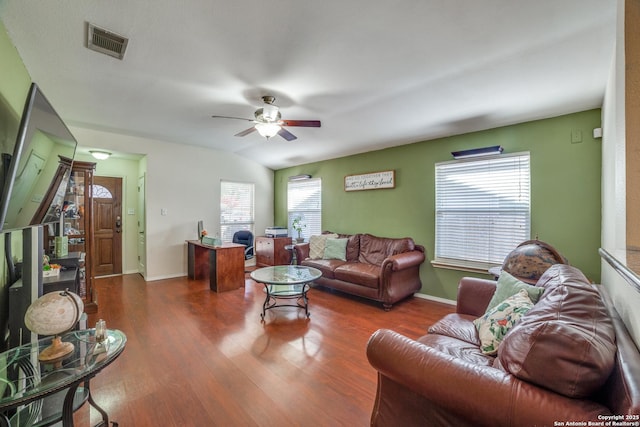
344 170 395 191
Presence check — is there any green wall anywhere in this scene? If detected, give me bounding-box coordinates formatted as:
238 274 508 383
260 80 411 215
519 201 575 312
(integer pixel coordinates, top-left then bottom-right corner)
0 20 32 346
275 110 603 300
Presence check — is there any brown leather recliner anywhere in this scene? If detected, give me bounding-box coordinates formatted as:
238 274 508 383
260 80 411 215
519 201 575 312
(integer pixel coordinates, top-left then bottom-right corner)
366 264 640 426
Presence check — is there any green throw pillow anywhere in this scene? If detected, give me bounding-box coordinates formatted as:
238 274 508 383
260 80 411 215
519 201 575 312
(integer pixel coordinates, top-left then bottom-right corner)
323 238 348 261
474 289 534 355
486 271 545 312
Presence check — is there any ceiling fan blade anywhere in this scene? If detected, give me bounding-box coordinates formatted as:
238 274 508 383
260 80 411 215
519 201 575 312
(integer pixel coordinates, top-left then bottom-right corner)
278 127 297 141
235 126 257 137
281 120 321 128
212 115 253 122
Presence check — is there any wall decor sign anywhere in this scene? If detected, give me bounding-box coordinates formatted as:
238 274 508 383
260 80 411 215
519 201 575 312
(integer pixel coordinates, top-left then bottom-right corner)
344 170 395 191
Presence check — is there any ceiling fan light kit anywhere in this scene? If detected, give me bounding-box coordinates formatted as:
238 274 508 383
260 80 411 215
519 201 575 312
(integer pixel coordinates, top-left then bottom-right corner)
212 95 321 141
256 122 281 139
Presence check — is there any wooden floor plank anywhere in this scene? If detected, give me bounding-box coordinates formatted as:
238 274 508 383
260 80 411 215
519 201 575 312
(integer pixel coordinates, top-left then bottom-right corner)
74 273 455 426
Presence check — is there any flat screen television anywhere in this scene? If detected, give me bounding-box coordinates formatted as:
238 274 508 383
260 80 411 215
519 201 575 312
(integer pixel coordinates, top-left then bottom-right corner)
0 83 78 233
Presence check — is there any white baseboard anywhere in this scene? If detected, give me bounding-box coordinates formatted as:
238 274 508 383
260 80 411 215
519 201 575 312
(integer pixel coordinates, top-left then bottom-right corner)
414 292 456 306
121 273 458 305
96 270 144 278
145 273 187 282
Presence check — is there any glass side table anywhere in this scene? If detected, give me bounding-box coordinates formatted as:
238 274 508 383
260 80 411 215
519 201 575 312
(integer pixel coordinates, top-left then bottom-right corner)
0 329 126 427
283 244 297 265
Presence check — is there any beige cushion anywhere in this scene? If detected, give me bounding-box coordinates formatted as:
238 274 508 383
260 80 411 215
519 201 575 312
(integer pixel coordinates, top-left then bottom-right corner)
309 234 338 259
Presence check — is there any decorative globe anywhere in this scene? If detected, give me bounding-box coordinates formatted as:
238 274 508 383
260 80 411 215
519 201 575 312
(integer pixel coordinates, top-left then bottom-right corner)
501 239 568 284
24 290 84 362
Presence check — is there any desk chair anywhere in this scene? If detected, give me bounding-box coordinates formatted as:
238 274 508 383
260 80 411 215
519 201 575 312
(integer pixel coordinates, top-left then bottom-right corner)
232 230 254 260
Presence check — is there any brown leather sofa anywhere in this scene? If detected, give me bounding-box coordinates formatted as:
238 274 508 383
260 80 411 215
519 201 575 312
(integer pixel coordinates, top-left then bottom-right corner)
293 233 425 310
366 264 640 426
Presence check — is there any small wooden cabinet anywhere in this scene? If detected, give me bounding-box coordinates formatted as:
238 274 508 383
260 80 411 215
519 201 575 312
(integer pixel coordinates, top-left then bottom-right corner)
255 236 293 267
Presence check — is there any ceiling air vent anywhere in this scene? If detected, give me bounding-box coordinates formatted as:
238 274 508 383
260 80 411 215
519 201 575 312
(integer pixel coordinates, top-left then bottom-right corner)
87 23 128 60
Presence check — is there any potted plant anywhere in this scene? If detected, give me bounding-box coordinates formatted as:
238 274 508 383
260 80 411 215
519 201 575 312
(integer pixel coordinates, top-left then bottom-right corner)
292 217 306 243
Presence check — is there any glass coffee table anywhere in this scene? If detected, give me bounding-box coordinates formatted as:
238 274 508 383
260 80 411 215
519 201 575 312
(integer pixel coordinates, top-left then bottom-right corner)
250 265 322 320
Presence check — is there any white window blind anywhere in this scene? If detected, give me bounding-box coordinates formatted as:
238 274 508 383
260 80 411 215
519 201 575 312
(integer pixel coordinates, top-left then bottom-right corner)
287 178 321 240
220 181 254 242
435 152 530 270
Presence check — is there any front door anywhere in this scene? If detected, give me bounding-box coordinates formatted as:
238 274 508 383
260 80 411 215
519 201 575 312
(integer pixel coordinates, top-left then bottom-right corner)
92 176 123 276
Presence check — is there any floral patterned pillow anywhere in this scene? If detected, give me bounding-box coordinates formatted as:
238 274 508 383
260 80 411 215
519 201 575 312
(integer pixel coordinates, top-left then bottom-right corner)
473 289 534 355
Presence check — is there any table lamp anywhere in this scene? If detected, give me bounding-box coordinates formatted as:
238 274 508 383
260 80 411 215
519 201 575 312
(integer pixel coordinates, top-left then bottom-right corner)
24 289 84 362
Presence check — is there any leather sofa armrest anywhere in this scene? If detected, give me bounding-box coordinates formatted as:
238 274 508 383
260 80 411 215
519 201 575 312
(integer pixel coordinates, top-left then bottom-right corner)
383 250 425 271
456 277 497 317
367 329 516 425
293 243 310 264
366 329 608 426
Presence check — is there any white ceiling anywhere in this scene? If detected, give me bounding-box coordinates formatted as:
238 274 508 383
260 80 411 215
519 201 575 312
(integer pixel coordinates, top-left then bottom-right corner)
0 0 617 170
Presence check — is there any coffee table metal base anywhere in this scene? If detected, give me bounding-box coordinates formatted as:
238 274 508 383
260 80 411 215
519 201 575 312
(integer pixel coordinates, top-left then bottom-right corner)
261 283 311 320
250 266 321 321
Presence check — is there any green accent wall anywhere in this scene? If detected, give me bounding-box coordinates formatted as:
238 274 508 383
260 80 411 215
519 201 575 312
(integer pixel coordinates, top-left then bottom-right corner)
0 20 32 345
274 110 603 300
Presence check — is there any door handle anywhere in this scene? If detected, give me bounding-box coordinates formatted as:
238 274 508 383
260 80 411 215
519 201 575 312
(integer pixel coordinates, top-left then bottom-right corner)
116 216 122 233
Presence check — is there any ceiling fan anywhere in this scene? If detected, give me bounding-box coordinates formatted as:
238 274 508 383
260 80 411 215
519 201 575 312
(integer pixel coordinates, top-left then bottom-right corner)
212 96 321 141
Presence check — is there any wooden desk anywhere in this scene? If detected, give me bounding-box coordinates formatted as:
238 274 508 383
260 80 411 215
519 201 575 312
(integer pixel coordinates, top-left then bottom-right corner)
186 240 245 292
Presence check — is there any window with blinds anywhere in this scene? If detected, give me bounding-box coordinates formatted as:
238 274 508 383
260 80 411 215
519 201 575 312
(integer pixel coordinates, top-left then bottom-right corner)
287 178 322 240
434 152 530 270
220 180 254 243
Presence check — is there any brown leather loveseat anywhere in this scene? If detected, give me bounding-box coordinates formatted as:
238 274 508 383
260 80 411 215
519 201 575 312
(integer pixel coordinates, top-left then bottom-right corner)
294 233 425 310
366 264 640 426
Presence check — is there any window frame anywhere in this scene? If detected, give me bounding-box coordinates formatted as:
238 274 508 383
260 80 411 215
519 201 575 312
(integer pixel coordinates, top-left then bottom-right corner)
287 177 322 241
219 180 255 243
433 151 531 273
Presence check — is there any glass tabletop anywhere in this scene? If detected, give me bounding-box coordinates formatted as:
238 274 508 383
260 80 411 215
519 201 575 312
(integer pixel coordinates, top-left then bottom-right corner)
250 265 322 285
0 329 126 409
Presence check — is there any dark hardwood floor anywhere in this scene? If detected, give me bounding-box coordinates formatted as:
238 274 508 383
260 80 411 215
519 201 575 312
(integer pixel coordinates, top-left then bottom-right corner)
75 273 455 426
